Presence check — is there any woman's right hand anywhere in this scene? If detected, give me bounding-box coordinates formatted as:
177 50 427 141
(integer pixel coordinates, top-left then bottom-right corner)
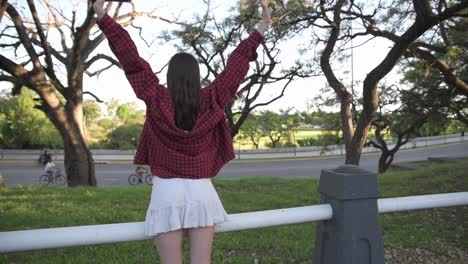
93 0 106 20
256 0 272 36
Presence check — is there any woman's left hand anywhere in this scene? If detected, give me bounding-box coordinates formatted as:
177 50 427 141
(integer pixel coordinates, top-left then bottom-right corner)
256 0 272 35
260 0 272 25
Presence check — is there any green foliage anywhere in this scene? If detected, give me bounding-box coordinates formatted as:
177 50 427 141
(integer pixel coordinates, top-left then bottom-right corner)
299 111 314 126
105 98 120 119
0 90 62 148
296 136 316 147
83 100 102 124
398 15 467 136
259 111 287 148
314 111 341 132
116 103 145 125
317 133 344 146
446 120 465 134
297 132 344 147
0 90 150 149
106 124 143 150
85 99 146 148
238 114 264 149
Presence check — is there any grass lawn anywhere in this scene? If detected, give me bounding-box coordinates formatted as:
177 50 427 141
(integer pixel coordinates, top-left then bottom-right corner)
1 160 467 263
234 129 329 150
234 128 398 150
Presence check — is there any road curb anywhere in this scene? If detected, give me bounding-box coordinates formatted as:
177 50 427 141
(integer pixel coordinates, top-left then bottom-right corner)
94 161 111 165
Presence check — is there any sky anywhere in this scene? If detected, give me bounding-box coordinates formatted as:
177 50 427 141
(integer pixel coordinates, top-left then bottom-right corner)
1 0 400 113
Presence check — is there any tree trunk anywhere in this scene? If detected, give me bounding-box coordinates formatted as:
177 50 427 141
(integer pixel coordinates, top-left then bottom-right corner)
63 96 96 186
64 138 96 186
37 81 97 187
345 124 371 165
378 151 395 173
340 94 355 158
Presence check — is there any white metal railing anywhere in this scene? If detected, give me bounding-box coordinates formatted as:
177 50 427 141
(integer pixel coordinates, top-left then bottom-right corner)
1 192 467 253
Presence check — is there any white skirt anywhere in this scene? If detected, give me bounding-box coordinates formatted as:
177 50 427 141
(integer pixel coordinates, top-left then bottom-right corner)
144 176 229 237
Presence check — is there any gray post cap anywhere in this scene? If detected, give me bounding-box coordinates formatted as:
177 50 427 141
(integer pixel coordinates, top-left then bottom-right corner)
318 165 381 200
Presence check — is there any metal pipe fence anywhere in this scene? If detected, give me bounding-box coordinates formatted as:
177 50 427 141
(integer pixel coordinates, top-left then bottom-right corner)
1 192 467 253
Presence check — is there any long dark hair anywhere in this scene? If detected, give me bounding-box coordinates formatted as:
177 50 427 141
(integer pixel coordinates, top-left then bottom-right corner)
167 53 201 131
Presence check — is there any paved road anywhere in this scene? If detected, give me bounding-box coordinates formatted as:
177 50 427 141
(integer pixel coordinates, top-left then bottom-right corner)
1 142 467 186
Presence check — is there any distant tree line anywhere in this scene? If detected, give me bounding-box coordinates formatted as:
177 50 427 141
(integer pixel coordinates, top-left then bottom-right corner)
0 91 145 150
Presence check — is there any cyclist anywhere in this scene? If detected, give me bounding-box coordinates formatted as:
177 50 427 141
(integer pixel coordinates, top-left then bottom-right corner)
44 156 57 178
135 165 149 179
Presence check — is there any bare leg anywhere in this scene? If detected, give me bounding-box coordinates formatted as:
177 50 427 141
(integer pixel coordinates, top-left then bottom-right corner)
154 229 183 264
188 226 215 264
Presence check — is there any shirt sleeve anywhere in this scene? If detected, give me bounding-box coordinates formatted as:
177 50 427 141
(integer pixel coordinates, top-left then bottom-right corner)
208 31 264 108
97 14 160 102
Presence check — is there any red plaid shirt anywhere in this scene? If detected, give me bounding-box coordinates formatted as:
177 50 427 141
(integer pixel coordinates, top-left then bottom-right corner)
97 14 264 179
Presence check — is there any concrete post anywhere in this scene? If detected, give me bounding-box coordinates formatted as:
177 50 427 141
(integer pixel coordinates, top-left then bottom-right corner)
313 165 385 264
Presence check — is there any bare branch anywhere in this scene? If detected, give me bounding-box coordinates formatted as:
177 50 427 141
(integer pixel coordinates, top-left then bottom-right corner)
85 53 121 70
83 91 104 103
0 74 17 83
251 78 294 110
29 38 68 65
0 54 29 78
84 33 106 58
26 0 66 93
319 0 351 100
412 41 447 53
5 3 42 71
130 24 155 47
115 11 187 27
85 63 117 77
413 0 433 22
42 0 70 54
434 1 468 21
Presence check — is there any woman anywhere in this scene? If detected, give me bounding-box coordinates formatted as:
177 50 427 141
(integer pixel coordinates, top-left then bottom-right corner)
93 0 271 263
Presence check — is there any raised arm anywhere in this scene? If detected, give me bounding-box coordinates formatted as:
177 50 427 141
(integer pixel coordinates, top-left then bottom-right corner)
94 0 159 102
209 0 271 108
256 0 272 36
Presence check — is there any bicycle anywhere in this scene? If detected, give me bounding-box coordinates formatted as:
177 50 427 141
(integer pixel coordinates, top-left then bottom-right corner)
39 169 66 186
128 167 153 185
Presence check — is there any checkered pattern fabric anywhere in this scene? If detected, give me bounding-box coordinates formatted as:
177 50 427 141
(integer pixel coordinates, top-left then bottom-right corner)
97 14 264 179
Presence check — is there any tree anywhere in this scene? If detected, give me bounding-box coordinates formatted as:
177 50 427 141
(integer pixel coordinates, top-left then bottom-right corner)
163 0 316 137
106 123 143 150
286 0 468 165
403 13 468 98
116 102 145 125
299 111 314 127
399 11 468 129
0 89 62 148
239 113 264 149
259 110 286 148
279 108 301 147
0 1 176 186
83 100 102 124
368 58 466 172
365 85 427 173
